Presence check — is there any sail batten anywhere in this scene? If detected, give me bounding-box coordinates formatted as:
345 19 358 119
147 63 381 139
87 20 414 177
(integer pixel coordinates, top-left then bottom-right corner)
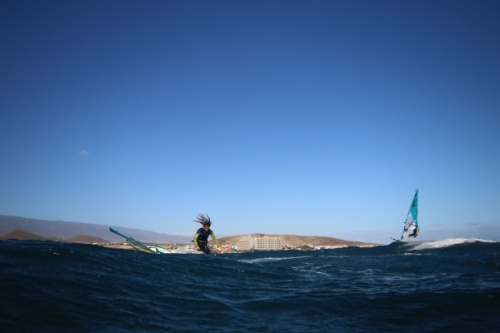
400 189 419 241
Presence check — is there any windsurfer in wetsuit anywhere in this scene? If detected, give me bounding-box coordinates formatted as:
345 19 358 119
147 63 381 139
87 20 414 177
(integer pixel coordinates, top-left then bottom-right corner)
193 214 219 255
409 227 419 238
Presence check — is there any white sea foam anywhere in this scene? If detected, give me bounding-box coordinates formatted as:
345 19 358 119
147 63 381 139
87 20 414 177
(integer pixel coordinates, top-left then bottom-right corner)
239 256 308 264
409 238 495 251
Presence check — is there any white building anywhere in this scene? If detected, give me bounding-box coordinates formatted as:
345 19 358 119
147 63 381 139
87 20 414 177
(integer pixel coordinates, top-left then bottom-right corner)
236 235 284 251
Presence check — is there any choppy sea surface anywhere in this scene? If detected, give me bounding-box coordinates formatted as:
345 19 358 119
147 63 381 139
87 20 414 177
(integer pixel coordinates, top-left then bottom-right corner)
1 238 499 332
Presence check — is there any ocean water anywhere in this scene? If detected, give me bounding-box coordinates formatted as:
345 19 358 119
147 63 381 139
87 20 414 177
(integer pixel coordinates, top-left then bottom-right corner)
1 239 499 332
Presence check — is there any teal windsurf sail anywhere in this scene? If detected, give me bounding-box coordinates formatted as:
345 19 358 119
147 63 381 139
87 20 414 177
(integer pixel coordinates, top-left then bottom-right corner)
400 189 419 241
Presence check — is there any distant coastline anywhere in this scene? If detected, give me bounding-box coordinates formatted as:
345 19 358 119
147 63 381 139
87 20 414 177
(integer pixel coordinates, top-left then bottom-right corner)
0 215 380 250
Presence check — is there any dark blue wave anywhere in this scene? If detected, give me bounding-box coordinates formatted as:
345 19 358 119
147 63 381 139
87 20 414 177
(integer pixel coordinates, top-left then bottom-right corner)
1 239 499 332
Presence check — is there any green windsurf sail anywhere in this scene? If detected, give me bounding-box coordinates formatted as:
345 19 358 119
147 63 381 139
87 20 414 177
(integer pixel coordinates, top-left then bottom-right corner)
109 227 172 254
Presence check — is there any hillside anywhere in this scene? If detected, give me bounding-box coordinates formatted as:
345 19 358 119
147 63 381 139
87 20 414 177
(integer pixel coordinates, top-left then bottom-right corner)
0 215 191 243
0 230 52 241
0 215 379 248
218 234 377 248
0 229 107 244
1 229 378 249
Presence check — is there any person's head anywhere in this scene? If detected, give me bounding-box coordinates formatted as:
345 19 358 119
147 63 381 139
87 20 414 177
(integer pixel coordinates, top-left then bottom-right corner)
195 213 212 229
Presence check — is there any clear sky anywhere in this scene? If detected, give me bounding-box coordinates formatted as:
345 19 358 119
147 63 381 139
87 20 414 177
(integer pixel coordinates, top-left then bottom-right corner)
1 0 499 244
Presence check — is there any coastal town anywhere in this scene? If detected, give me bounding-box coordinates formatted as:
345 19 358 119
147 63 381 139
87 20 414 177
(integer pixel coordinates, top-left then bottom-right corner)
0 215 379 254
102 233 378 254
1 229 378 254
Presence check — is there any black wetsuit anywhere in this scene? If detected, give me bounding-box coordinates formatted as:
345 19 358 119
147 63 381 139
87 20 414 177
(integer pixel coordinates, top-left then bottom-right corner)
194 227 217 255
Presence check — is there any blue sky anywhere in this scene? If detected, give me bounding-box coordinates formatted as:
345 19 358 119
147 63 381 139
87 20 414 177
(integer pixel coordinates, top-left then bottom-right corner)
1 0 499 244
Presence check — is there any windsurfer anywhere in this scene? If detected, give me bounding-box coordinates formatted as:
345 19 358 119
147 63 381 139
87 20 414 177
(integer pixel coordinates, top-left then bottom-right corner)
193 214 219 255
409 227 419 238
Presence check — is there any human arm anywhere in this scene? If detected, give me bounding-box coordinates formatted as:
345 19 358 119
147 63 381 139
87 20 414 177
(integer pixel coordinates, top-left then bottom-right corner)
210 230 219 246
193 232 201 250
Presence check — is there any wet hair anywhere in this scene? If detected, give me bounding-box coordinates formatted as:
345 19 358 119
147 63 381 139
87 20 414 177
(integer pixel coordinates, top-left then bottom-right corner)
195 213 211 226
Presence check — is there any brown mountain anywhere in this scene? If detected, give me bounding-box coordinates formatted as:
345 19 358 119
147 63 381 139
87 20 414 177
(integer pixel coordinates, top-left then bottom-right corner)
0 215 379 248
0 215 191 243
0 230 107 244
218 233 378 248
65 235 108 244
0 230 51 241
